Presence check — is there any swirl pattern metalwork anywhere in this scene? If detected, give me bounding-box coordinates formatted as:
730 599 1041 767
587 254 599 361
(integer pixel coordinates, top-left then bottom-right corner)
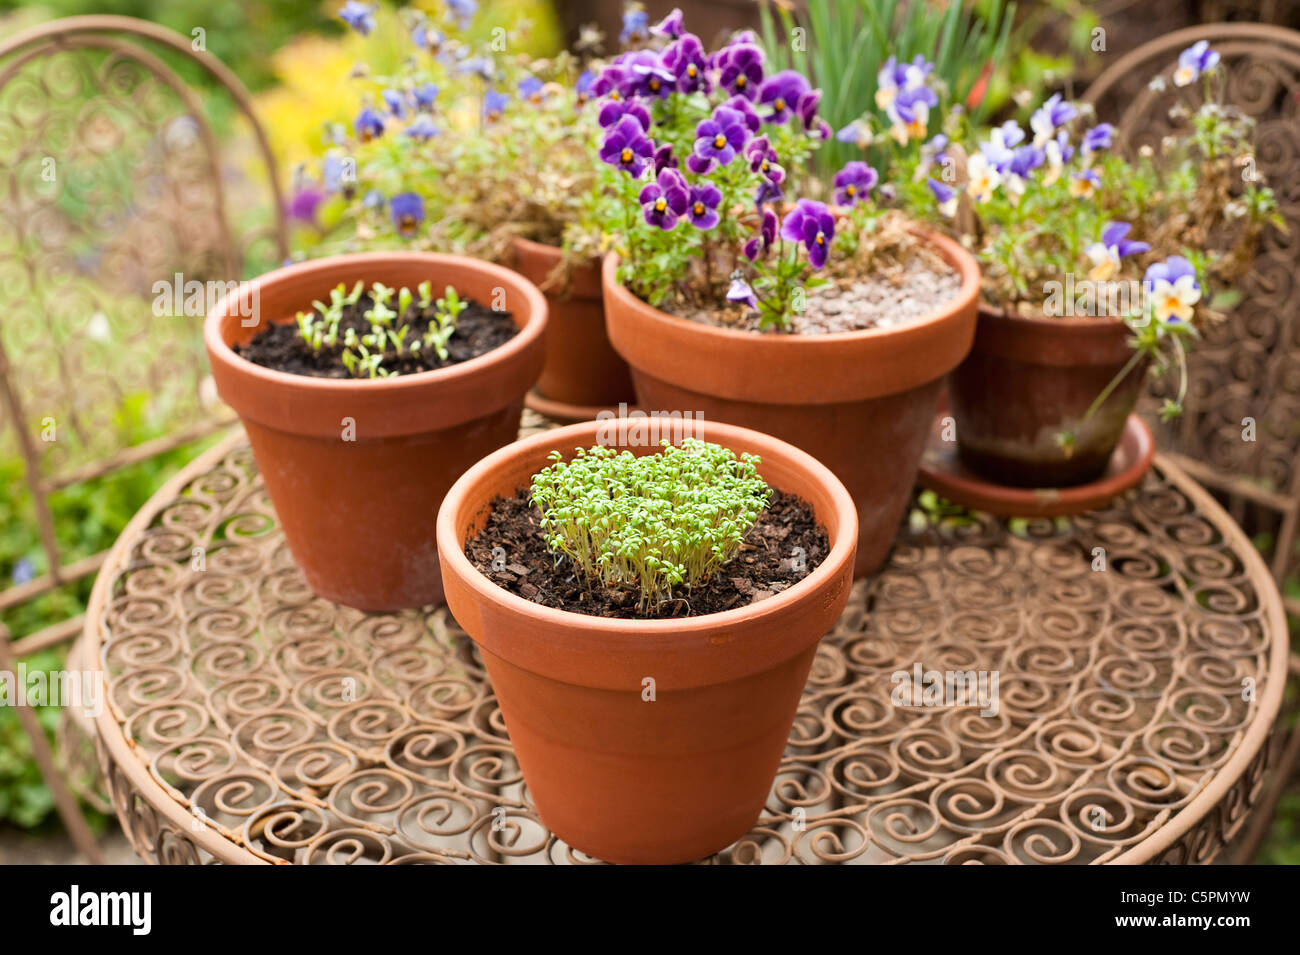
84 414 1286 864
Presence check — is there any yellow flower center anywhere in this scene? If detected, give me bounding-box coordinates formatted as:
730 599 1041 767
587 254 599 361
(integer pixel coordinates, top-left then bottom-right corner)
687 65 697 77
621 148 633 163
815 232 825 245
714 133 726 149
761 161 770 173
610 90 621 101
655 198 667 212
846 184 856 196
774 98 786 112
693 202 705 216
649 78 660 91
735 75 746 88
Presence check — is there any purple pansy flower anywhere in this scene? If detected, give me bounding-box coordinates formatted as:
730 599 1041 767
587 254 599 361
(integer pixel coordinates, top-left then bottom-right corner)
687 153 716 175
639 168 689 230
627 50 676 99
652 8 685 39
722 95 762 133
288 186 324 225
686 183 722 229
1082 122 1115 154
338 1 376 35
390 192 424 237
353 107 384 142
746 137 784 183
598 97 651 130
757 70 810 125
796 88 822 130
592 64 630 100
600 114 654 176
780 199 835 268
744 208 779 260
754 179 784 211
694 106 750 165
654 142 677 174
717 43 765 99
833 161 878 206
663 34 710 94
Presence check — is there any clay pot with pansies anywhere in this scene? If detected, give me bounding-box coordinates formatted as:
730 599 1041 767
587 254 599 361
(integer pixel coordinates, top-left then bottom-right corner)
947 307 1147 487
205 252 547 611
603 229 980 578
437 418 857 865
510 237 635 418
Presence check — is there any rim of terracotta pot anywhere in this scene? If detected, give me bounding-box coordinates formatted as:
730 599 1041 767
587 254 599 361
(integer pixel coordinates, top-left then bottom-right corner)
972 301 1136 366
511 236 601 299
436 418 858 690
602 225 981 404
204 251 548 439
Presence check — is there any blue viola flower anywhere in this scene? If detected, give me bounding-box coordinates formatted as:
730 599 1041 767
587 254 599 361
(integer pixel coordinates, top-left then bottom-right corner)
726 275 758 310
382 89 408 119
780 199 835 268
1082 122 1115 154
12 556 34 586
886 84 938 144
694 106 750 165
404 116 440 141
353 107 385 142
835 118 873 149
639 168 689 230
717 42 765 100
757 70 809 125
1069 167 1101 197
482 89 509 122
833 161 878 206
322 154 348 192
1085 221 1150 281
600 114 654 176
927 179 957 218
620 7 649 45
575 69 596 103
447 0 477 30
413 83 440 111
362 189 385 210
518 76 546 104
1175 40 1219 87
652 8 685 39
390 192 424 237
1030 93 1077 146
459 57 495 82
1144 256 1201 323
686 183 722 229
339 1 376 35
875 54 933 110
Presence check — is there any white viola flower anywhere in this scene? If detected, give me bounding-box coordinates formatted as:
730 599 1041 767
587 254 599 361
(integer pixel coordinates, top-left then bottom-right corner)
966 152 1001 204
1085 242 1120 282
1144 256 1201 323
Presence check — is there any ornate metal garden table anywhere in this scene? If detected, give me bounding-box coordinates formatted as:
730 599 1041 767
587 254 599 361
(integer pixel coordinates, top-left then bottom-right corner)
83 413 1288 864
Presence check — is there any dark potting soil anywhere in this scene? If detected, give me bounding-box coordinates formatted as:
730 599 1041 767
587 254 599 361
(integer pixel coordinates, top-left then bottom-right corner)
233 294 517 378
465 489 829 619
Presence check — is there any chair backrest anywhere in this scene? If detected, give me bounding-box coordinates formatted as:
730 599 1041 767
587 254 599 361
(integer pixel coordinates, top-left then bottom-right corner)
1083 23 1300 615
0 15 288 653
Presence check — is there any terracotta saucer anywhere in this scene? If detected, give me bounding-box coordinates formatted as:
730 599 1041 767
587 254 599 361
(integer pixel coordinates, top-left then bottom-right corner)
916 412 1156 517
523 389 638 424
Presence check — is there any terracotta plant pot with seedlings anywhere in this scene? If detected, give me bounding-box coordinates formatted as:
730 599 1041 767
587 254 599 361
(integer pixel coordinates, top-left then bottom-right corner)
205 251 546 611
905 42 1277 487
587 14 979 576
511 237 635 416
437 418 857 865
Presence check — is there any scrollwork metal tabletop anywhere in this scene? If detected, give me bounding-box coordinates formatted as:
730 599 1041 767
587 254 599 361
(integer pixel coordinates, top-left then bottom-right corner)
83 413 1288 864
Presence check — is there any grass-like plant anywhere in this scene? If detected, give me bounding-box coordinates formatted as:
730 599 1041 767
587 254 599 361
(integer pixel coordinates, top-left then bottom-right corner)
530 439 772 613
294 279 466 378
758 0 1014 175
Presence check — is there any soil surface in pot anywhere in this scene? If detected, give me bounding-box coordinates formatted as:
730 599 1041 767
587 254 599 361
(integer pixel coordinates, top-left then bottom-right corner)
465 490 827 619
234 293 516 378
676 259 962 334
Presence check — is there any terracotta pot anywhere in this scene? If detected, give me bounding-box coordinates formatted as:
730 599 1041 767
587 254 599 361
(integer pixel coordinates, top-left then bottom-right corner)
205 252 547 611
510 237 634 410
437 418 857 864
948 307 1146 487
602 229 980 578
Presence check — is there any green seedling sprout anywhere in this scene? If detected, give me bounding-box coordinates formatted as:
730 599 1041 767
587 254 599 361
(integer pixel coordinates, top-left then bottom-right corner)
294 280 467 378
530 438 772 613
